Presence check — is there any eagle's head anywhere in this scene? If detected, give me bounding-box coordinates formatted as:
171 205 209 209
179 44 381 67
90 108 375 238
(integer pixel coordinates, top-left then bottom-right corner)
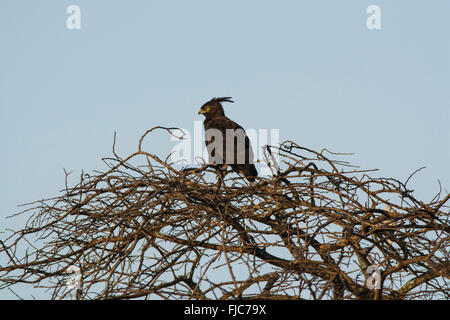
198 97 234 118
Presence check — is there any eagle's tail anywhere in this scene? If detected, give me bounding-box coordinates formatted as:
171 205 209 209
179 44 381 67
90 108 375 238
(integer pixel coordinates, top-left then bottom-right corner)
241 164 258 183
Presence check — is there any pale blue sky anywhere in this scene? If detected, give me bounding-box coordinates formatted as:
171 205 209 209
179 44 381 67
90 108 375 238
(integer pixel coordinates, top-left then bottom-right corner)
0 0 449 299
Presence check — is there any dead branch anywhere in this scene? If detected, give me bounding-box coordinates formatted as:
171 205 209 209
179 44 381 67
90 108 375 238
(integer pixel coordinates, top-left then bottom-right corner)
0 128 448 300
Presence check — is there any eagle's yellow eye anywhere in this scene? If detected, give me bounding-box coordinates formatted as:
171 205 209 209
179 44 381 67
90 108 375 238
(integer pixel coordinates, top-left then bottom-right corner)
198 106 210 114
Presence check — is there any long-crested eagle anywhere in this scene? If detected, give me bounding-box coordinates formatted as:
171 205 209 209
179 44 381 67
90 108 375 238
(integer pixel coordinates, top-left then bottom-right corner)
198 97 258 182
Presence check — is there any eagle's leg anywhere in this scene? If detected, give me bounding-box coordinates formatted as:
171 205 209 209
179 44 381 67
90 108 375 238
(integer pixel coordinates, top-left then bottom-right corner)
214 163 227 191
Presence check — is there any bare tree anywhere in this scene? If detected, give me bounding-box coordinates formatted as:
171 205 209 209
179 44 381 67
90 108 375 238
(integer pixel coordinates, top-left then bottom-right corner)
1 127 449 300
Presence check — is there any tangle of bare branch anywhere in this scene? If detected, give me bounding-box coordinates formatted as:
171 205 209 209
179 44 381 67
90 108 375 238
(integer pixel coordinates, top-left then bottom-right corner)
0 127 449 300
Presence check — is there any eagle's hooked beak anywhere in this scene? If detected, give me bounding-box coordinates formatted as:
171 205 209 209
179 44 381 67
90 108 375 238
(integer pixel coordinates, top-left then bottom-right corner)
198 107 209 114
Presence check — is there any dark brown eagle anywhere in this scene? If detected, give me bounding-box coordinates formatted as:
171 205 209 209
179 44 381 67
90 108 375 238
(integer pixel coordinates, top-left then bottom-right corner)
198 97 258 182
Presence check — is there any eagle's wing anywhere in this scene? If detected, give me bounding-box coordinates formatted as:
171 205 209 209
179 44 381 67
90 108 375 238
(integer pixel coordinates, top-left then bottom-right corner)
225 120 254 166
204 116 257 182
223 118 258 182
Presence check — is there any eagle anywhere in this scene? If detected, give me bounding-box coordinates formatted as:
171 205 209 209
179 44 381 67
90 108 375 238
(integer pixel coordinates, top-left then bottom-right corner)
198 97 258 183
